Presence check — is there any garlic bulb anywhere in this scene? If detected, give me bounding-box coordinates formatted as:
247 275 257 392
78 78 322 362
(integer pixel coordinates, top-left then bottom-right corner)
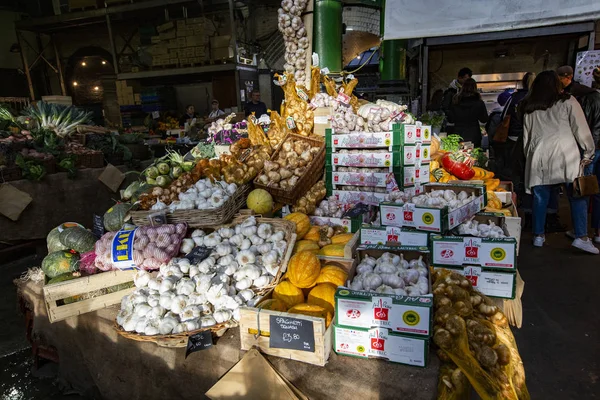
213 309 233 324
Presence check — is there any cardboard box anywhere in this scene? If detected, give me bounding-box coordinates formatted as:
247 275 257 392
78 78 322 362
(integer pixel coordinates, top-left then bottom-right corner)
211 35 231 48
333 325 429 367
314 107 333 136
402 143 431 164
433 265 516 299
379 183 485 233
157 21 175 33
176 19 186 30
177 37 187 47
331 190 387 206
212 46 234 59
494 191 522 255
397 123 433 145
360 226 429 247
159 31 176 40
327 131 402 151
328 151 398 169
335 245 433 336
309 214 371 233
150 36 161 44
396 164 430 186
335 288 432 336
430 234 517 270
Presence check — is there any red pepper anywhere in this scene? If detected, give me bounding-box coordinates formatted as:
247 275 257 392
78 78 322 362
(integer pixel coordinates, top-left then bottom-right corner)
441 152 475 180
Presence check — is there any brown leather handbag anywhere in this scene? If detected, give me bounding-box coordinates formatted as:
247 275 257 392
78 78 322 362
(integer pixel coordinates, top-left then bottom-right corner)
573 164 599 197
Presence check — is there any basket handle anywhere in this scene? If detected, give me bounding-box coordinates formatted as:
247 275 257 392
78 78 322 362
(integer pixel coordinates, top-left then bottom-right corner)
254 307 262 340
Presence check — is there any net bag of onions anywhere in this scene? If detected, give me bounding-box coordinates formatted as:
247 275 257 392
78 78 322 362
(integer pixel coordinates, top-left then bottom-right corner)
94 223 187 271
432 269 530 400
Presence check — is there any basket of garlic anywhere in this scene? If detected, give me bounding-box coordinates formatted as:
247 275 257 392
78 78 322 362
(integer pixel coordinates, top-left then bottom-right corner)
253 133 325 205
130 179 251 228
114 215 297 347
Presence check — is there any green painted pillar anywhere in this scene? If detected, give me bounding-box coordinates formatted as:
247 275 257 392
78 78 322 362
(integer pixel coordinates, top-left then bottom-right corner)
379 0 406 80
313 0 343 72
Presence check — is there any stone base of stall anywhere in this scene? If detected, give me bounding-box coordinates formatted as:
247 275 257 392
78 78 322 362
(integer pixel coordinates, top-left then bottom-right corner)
0 165 147 242
16 279 439 400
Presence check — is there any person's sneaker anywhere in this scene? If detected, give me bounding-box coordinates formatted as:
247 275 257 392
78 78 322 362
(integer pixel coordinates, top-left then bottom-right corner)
565 230 576 239
545 214 567 233
572 238 600 254
533 236 545 247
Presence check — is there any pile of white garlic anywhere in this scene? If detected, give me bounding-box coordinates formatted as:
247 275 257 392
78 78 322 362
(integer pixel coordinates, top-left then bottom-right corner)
411 190 476 211
151 178 237 212
457 219 506 238
117 217 288 335
278 0 310 83
313 196 345 218
349 253 429 296
385 190 408 204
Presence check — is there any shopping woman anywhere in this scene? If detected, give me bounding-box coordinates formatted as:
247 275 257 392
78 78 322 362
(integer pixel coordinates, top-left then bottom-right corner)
447 78 488 147
520 70 597 253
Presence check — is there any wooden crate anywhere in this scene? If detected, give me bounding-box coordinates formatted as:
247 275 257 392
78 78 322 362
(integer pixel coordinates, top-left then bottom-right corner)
43 270 136 323
239 307 332 367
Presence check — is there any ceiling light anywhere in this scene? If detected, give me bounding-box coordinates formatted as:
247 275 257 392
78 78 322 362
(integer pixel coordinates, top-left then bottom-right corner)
72 81 78 86
81 61 86 66
102 60 106 65
94 86 99 91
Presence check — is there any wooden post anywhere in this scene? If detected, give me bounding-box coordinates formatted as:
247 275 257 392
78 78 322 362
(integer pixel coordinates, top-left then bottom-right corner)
16 30 35 100
52 35 66 96
303 0 314 90
106 14 119 75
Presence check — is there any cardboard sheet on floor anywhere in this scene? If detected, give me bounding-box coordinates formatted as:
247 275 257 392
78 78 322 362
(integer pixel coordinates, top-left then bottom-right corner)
206 348 307 400
0 183 32 221
98 164 125 192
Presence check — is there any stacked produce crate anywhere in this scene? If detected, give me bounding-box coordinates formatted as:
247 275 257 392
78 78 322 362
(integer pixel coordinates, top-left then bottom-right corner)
147 18 213 67
332 245 433 367
325 123 432 207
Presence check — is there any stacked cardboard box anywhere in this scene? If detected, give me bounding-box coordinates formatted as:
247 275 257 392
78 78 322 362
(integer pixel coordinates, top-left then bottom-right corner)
325 123 433 207
333 246 433 367
149 18 212 67
116 80 136 106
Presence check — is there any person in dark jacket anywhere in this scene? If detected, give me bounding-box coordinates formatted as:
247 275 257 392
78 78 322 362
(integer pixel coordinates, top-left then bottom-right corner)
447 78 488 147
558 65 600 241
442 67 473 134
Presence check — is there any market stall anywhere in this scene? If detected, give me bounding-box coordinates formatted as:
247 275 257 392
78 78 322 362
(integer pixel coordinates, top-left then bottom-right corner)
10 1 529 398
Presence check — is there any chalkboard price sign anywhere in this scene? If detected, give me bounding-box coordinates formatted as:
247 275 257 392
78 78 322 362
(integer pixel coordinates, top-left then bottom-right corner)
184 246 212 265
185 331 213 358
269 315 315 352
92 214 105 238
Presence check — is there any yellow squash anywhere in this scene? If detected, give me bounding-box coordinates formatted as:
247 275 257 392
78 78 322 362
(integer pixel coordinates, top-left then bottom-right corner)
288 303 332 327
273 281 305 308
318 244 345 257
284 212 311 239
307 283 337 314
286 251 321 288
330 233 354 245
315 265 348 287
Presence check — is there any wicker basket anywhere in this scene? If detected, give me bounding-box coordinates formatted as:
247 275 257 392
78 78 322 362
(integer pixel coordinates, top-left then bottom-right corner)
114 214 297 347
129 184 251 228
253 133 325 205
0 165 22 181
114 320 236 348
74 152 104 169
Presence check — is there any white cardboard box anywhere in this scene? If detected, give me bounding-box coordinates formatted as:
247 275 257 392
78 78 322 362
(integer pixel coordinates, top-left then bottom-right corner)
430 235 517 270
360 226 429 247
433 266 516 299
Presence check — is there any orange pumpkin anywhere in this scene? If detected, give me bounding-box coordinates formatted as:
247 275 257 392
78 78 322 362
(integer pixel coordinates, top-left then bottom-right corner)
286 251 321 288
315 265 348 287
273 281 305 308
293 240 320 255
303 226 321 242
258 298 288 312
307 283 337 314
288 303 332 327
284 212 311 239
330 233 354 245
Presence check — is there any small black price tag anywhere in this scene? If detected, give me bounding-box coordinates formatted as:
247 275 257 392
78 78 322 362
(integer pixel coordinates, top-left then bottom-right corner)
185 331 212 358
269 315 315 352
184 246 212 265
92 214 105 238
148 211 168 226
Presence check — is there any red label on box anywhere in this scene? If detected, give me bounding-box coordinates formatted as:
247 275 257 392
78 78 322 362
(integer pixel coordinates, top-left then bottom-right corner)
440 249 454 259
386 212 396 221
465 246 479 258
403 211 413 222
465 274 479 286
373 307 389 321
371 337 385 351
346 309 361 319
416 128 422 138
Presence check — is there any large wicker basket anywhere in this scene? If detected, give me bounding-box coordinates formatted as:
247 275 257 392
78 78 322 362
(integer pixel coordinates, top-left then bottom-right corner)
129 184 251 228
0 165 22 182
114 213 297 347
74 152 104 169
253 133 325 205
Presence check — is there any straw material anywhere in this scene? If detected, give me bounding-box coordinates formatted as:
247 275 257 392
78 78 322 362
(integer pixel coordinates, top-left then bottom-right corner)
130 184 251 228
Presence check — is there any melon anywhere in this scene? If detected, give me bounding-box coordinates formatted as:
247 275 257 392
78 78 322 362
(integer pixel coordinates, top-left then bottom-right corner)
246 189 273 215
59 227 97 253
42 251 80 279
103 203 132 232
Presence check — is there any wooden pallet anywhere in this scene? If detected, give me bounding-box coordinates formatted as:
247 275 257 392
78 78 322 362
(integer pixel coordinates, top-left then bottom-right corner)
43 270 136 323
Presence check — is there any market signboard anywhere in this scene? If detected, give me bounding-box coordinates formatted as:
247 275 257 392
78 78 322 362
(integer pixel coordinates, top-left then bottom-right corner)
269 315 315 352
384 0 600 40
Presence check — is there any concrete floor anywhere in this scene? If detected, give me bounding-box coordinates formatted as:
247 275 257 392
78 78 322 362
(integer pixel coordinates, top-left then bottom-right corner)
1 227 599 399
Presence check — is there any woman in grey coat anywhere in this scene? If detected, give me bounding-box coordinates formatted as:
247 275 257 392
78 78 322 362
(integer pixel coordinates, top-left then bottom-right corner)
521 71 597 253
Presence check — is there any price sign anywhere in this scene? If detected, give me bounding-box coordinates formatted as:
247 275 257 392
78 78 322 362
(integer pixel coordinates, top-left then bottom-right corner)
184 246 212 265
185 331 213 358
269 315 315 352
152 111 160 119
